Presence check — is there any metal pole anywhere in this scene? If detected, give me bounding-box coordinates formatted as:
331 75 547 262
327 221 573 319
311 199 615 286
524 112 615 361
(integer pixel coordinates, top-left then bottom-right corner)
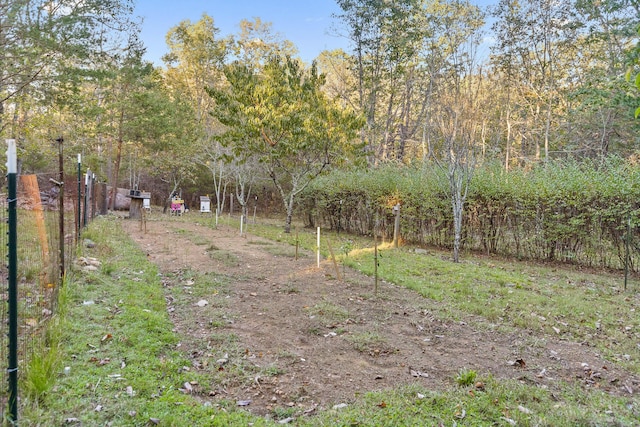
77 154 81 239
83 169 89 227
57 138 65 283
6 139 18 423
91 174 96 220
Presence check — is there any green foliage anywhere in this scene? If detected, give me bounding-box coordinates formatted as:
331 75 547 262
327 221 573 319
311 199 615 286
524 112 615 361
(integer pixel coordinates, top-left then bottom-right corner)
455 368 477 387
299 158 640 270
295 381 638 427
209 54 363 231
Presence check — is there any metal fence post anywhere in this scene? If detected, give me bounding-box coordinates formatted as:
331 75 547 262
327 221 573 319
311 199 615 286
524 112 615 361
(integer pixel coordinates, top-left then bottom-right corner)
77 154 81 240
83 169 89 227
6 139 18 423
57 137 65 283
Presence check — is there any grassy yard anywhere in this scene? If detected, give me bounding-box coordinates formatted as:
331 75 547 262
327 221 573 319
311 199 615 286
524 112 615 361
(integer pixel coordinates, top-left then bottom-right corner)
19 214 640 426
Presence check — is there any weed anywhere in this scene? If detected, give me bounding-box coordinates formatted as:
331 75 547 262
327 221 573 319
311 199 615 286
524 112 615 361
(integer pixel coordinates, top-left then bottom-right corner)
282 282 299 294
308 301 350 323
346 331 385 353
455 368 477 387
262 364 285 376
272 405 296 420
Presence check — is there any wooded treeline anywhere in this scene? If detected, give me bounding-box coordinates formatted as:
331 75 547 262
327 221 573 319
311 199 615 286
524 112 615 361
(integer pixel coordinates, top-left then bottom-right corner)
1 0 640 261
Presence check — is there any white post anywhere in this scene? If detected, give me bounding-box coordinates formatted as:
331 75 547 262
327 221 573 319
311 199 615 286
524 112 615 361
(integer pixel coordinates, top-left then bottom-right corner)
317 226 321 268
240 215 244 236
6 139 16 173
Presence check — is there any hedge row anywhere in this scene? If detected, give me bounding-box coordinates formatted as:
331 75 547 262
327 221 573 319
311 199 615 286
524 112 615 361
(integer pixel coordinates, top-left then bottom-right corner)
297 158 640 270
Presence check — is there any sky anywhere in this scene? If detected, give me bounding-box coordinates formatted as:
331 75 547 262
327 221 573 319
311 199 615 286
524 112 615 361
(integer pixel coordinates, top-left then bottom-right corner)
133 0 351 66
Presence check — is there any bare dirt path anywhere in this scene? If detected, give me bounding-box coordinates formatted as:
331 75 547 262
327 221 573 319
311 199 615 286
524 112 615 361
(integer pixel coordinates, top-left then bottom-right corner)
121 216 637 417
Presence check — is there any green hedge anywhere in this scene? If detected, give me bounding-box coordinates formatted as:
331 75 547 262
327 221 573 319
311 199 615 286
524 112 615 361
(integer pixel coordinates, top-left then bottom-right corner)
298 158 640 270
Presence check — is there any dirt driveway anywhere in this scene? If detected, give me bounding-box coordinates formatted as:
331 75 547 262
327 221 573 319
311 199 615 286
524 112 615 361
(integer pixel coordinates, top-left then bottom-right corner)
121 216 637 417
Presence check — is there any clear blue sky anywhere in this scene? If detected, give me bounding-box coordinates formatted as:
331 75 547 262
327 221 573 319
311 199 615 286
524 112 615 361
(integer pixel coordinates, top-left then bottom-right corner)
134 0 495 67
134 0 349 66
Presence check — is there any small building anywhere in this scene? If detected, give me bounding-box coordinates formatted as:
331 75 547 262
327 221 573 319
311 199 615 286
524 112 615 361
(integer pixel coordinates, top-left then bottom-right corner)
200 196 211 213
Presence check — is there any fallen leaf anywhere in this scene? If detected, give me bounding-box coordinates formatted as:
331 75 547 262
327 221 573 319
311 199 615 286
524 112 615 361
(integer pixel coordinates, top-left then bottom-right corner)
149 418 160 425
518 404 532 414
196 300 208 307
303 405 318 415
410 369 429 378
501 417 517 426
94 405 103 412
509 359 526 368
182 382 193 393
101 334 112 342
377 401 387 408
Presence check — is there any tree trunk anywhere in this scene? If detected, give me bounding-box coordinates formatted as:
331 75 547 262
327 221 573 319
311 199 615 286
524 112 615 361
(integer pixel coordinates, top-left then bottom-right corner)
450 166 464 263
285 199 294 234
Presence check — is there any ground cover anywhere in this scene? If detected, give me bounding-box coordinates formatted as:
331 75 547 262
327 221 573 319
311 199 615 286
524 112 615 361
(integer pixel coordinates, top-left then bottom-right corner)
23 213 640 426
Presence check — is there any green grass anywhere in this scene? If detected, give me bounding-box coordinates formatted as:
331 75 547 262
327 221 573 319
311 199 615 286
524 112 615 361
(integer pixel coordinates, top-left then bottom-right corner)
23 214 640 426
345 331 386 353
307 300 351 324
294 379 639 426
20 215 270 426
205 244 240 267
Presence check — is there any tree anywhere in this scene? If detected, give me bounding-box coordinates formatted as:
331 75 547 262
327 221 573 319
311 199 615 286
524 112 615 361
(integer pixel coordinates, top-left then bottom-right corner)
210 55 362 232
162 14 228 213
569 0 640 156
0 0 139 135
334 0 427 163
429 0 485 262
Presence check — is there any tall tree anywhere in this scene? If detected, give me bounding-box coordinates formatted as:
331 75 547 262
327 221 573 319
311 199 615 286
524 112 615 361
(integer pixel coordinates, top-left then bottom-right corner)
210 55 362 232
0 0 138 135
162 14 227 213
430 0 485 262
569 0 640 156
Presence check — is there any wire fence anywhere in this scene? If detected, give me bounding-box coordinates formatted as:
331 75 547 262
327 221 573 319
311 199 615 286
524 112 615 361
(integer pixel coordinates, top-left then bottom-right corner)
0 139 100 424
